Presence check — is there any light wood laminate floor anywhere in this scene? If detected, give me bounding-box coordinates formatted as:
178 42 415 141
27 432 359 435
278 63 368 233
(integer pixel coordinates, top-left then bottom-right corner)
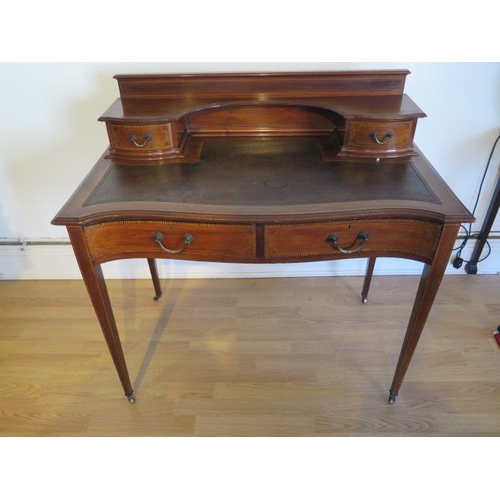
1 274 499 436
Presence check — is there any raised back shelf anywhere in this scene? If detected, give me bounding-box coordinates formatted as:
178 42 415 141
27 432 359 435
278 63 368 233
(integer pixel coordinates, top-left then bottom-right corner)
115 70 410 99
99 70 426 164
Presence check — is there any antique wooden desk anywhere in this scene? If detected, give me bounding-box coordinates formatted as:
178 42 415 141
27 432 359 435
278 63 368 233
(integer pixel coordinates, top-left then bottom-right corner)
52 70 473 404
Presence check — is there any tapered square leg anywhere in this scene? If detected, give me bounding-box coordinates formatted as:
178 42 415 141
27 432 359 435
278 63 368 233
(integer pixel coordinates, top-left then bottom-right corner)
388 224 460 402
67 226 134 401
147 258 163 300
361 257 376 304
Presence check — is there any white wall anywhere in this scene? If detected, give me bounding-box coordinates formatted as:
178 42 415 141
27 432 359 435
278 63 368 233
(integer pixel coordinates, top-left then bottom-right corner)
1 62 500 279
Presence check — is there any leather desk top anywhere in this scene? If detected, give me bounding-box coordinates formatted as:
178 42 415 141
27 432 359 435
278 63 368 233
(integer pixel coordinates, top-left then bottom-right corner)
52 139 473 226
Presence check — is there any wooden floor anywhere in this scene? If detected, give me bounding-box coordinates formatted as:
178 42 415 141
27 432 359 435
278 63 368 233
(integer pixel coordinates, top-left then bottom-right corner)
1 274 499 436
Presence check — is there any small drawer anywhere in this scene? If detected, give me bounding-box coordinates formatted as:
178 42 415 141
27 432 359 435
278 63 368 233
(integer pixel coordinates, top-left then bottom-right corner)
105 122 182 163
107 123 174 151
265 219 441 261
84 221 256 263
341 119 417 158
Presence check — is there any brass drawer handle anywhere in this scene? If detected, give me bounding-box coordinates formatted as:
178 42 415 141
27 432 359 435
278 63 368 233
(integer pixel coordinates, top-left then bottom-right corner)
326 231 369 254
370 131 393 145
129 133 153 148
153 232 194 254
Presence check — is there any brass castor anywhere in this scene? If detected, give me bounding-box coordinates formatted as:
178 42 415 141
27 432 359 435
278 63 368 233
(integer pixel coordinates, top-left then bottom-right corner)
388 392 398 404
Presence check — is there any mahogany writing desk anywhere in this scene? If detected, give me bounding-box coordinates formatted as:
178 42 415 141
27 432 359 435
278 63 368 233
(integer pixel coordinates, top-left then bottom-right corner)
52 71 473 404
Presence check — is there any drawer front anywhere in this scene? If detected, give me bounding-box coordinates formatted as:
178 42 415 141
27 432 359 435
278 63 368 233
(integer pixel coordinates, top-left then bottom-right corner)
342 119 416 157
85 221 256 262
265 219 441 261
107 123 174 152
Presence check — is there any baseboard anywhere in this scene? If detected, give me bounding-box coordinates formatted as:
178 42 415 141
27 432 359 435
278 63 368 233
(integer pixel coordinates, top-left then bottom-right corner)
1 239 499 280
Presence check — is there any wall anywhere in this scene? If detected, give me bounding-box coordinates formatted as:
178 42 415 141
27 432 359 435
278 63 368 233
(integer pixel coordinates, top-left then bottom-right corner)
1 62 499 279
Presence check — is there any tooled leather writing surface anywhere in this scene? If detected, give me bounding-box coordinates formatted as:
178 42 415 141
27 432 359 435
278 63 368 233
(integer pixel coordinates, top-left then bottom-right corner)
84 139 439 208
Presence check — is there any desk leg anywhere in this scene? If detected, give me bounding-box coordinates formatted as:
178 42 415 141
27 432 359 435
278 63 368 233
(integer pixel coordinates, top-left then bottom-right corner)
361 257 376 304
147 258 163 301
67 226 135 403
388 224 459 404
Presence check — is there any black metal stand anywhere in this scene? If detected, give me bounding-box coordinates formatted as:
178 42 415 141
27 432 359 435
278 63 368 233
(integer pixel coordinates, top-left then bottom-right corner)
465 173 500 274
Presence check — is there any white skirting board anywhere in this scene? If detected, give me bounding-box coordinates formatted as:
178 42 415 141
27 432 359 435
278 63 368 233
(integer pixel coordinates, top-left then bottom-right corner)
1 238 499 280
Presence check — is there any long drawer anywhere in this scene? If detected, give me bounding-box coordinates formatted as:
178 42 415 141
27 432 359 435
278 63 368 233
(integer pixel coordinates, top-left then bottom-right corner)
84 221 256 262
264 219 442 261
84 219 442 264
